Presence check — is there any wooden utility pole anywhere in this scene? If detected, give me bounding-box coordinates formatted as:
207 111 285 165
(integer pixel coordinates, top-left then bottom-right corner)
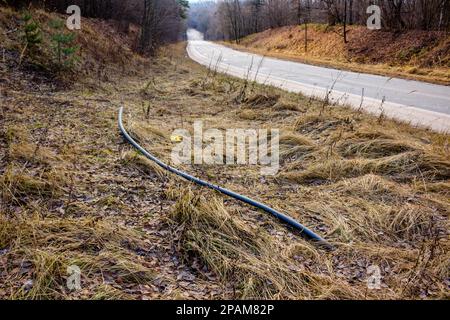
343 0 348 43
304 0 309 53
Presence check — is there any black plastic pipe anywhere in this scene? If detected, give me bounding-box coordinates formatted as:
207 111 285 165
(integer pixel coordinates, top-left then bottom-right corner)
119 107 333 250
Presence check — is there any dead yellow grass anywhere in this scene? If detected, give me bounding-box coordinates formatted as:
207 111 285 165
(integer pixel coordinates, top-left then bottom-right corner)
283 151 450 183
9 142 58 165
1 6 448 300
224 24 450 85
0 167 63 202
142 48 448 299
0 214 154 299
121 150 166 179
169 189 365 299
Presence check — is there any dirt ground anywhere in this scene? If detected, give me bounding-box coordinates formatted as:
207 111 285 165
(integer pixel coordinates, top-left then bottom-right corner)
0 8 449 299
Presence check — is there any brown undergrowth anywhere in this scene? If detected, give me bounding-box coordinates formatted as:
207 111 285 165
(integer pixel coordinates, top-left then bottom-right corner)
1 7 449 300
224 24 450 85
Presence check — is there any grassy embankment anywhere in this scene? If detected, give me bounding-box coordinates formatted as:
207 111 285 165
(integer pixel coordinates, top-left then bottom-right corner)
0 7 449 299
223 24 450 85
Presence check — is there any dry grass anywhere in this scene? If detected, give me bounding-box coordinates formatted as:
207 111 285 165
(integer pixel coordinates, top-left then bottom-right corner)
337 139 417 158
1 6 448 300
244 93 280 109
121 150 166 179
133 43 448 300
148 45 449 299
224 24 450 85
1 167 63 202
0 214 154 299
280 132 315 146
169 189 364 299
283 151 450 184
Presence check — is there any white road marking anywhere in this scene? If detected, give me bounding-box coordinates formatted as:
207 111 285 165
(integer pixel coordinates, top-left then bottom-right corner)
186 29 450 133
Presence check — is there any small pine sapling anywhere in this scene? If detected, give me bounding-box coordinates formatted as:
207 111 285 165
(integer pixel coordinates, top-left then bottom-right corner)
20 12 42 63
49 19 80 69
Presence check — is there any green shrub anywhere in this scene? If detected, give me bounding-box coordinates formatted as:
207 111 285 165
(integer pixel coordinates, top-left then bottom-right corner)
48 19 79 69
21 12 42 57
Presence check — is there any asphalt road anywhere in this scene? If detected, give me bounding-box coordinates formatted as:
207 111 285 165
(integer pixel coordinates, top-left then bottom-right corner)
186 29 450 132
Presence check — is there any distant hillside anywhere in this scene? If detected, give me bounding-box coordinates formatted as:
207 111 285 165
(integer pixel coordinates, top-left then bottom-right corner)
228 25 450 84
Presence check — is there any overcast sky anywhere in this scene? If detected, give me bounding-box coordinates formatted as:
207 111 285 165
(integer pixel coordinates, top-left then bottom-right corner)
189 0 214 3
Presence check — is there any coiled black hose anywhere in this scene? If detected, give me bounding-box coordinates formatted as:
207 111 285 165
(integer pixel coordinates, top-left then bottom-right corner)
119 107 333 250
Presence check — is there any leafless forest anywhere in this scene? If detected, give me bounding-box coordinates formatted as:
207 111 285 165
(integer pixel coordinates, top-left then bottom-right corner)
6 0 189 54
8 1 450 49
188 0 450 42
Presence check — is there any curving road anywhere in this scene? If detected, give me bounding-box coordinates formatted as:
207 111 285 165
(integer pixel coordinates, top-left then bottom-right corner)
186 29 450 132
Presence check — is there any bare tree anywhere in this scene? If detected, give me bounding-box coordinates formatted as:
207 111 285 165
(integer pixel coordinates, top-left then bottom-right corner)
188 0 450 43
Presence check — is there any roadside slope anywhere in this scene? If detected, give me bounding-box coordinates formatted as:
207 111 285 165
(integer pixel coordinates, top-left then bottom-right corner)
226 25 450 85
1 7 449 300
188 30 450 132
